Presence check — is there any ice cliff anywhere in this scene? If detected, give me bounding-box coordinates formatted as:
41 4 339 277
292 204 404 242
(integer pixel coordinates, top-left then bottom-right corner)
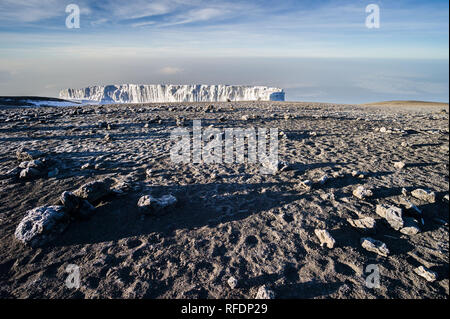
59 84 285 103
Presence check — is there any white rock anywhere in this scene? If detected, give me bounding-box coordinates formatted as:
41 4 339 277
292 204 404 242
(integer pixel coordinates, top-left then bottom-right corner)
347 217 376 232
19 167 41 179
317 174 329 185
138 194 177 215
414 266 437 282
15 206 67 246
376 204 404 230
400 217 421 235
411 189 436 203
314 229 335 248
227 276 238 289
255 285 275 299
352 186 373 200
393 161 406 169
361 237 389 257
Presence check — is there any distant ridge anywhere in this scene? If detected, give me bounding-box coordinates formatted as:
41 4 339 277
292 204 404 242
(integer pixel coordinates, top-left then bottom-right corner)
361 100 449 107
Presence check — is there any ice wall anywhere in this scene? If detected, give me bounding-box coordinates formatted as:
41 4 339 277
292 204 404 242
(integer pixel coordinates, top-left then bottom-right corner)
60 84 285 103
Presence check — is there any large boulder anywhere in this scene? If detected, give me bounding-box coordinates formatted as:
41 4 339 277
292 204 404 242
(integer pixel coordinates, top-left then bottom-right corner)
15 206 68 246
73 179 112 203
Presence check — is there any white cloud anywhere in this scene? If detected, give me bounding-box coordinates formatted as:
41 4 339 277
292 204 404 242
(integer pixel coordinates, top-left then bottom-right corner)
159 67 183 75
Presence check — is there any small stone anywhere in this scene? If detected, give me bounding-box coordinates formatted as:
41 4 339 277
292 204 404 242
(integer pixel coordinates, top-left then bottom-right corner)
317 174 329 185
81 163 93 170
347 217 376 233
137 194 177 215
26 159 44 169
16 147 44 161
401 188 408 196
401 142 409 147
376 204 404 230
145 168 153 178
314 229 335 248
411 189 436 203
352 186 373 200
60 191 82 215
19 167 41 179
360 237 389 257
104 133 113 142
443 194 449 203
298 180 312 191
400 217 421 235
227 276 238 289
379 127 387 133
241 115 249 121
255 285 275 299
351 170 367 179
414 266 437 282
394 161 406 170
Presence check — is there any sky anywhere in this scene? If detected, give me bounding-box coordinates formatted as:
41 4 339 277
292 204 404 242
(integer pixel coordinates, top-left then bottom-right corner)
0 0 448 103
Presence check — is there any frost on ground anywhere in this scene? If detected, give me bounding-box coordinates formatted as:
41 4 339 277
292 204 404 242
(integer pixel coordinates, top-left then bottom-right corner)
0 101 448 298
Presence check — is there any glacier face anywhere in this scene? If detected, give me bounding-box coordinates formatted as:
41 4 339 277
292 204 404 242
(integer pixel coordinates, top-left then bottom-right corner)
59 84 285 103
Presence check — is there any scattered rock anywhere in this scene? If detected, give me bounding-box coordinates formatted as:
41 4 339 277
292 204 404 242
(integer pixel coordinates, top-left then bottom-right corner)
104 133 113 142
411 189 436 203
298 180 312 191
376 204 404 230
394 161 406 170
401 188 408 196
414 266 437 282
347 217 376 233
16 147 44 161
60 191 82 215
360 237 389 257
137 194 177 215
443 194 449 203
227 276 238 289
255 285 275 299
73 179 112 203
400 217 421 235
19 167 41 179
314 229 335 248
241 115 249 121
351 170 366 179
14 206 68 246
81 163 93 170
317 174 329 185
352 186 373 200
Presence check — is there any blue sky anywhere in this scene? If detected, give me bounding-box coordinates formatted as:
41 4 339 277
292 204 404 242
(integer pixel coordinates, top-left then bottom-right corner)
0 0 448 103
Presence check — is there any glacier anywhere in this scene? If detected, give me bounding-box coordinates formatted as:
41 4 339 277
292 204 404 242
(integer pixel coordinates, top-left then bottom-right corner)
59 84 285 103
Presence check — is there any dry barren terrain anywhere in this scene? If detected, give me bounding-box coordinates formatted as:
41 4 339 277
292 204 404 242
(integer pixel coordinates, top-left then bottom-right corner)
0 101 448 298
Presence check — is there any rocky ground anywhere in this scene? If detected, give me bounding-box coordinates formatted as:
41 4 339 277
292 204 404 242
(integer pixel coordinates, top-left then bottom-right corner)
0 101 448 299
